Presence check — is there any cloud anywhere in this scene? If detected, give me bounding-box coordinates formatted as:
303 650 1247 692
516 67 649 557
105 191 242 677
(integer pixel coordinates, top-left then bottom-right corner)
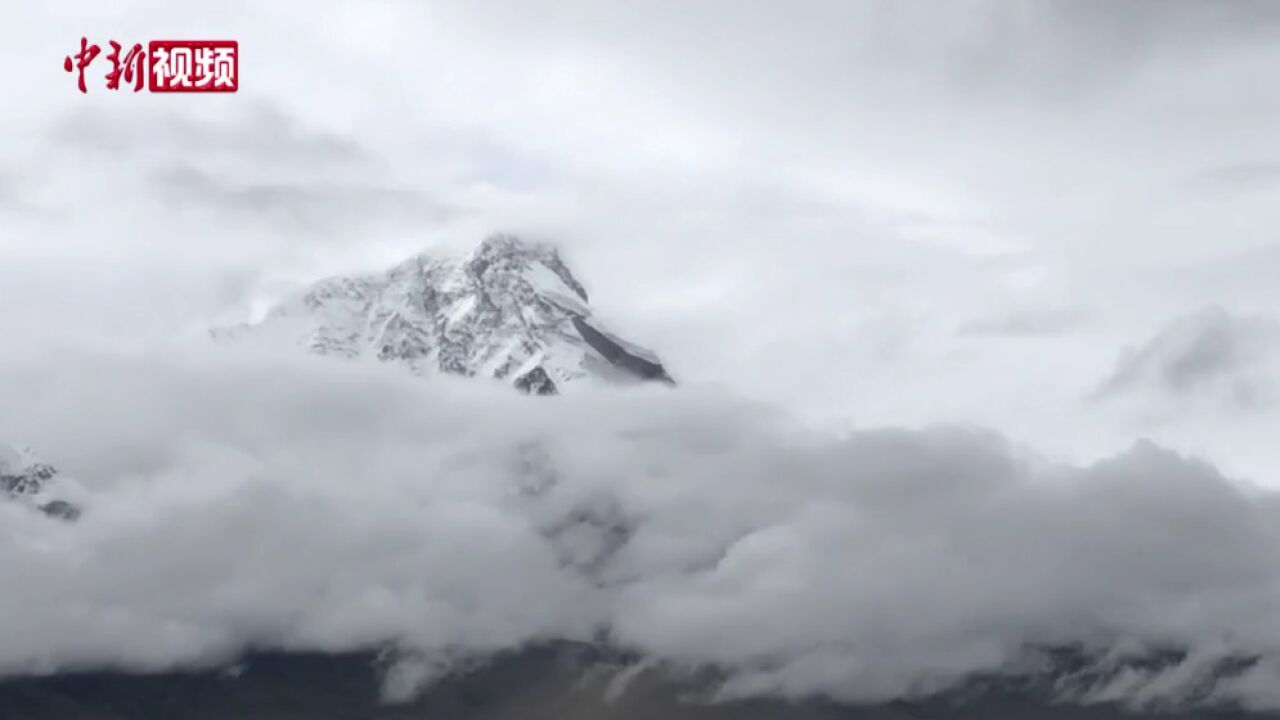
46 102 371 172
1194 162 1280 192
958 306 1088 338
150 163 454 236
1093 307 1280 411
4 345 1280 708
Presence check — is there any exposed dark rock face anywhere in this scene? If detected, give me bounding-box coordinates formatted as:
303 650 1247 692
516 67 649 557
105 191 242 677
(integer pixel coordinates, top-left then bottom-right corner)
37 499 81 521
0 644 1266 720
514 365 559 395
0 460 57 496
571 316 674 384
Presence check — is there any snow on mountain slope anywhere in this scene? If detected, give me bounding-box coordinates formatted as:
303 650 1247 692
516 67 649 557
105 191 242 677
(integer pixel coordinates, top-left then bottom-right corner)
215 234 674 394
0 442 81 520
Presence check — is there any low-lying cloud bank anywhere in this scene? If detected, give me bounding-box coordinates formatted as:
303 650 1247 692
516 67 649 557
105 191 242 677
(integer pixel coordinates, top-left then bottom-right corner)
3 345 1280 709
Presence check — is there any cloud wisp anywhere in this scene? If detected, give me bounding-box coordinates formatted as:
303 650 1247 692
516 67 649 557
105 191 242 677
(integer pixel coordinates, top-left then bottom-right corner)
1092 307 1280 412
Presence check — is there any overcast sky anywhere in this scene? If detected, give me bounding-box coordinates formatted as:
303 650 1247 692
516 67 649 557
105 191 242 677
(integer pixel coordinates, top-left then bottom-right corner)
3 0 1280 476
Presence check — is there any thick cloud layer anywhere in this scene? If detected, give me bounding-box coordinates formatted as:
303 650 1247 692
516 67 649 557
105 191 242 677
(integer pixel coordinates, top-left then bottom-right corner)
4 345 1280 708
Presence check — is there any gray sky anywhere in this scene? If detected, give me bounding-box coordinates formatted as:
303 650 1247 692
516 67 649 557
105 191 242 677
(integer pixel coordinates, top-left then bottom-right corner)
3 2 1280 468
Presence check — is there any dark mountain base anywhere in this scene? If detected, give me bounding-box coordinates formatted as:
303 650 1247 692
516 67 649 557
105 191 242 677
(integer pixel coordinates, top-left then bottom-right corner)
0 645 1266 720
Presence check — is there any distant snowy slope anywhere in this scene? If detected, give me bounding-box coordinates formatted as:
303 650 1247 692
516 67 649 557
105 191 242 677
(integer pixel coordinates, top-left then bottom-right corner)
215 234 674 394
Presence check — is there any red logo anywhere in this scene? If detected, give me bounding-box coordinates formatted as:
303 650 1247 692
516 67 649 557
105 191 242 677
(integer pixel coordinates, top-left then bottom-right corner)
149 41 238 92
62 37 102 94
63 37 238 94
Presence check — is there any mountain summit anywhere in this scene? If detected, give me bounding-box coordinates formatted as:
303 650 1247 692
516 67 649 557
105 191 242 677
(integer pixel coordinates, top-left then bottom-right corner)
217 234 673 394
0 443 56 497
0 442 81 520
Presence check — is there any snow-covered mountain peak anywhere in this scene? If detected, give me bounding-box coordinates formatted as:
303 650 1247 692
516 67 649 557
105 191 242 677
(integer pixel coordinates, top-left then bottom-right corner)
217 234 672 394
467 233 588 301
0 442 57 496
0 442 81 520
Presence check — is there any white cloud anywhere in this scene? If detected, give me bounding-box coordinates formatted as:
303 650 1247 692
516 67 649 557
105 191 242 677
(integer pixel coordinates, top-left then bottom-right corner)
3 345 1280 707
